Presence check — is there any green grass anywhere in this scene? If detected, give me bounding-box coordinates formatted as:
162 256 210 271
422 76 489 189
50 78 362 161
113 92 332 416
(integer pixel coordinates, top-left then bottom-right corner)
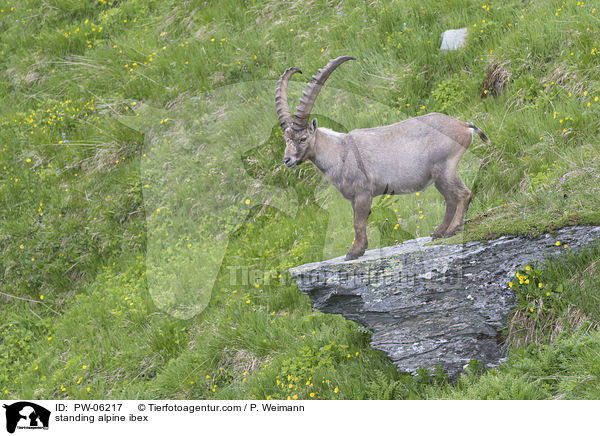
1 0 600 400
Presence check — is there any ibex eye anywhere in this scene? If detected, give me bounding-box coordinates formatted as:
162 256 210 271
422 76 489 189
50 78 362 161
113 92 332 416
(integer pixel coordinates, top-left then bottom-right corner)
300 137 307 142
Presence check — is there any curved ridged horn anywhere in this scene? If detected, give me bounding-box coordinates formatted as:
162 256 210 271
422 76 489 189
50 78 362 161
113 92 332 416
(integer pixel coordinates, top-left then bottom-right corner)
292 56 355 131
275 67 302 129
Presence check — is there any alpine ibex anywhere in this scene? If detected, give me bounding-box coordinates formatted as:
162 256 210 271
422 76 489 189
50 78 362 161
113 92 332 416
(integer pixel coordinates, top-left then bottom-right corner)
276 56 489 260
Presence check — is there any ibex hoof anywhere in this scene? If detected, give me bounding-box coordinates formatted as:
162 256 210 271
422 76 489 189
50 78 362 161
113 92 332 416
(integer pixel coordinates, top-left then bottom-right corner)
430 232 444 240
344 252 362 261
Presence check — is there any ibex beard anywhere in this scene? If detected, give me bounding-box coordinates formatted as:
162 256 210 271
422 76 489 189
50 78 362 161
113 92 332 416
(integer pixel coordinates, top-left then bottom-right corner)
276 56 490 261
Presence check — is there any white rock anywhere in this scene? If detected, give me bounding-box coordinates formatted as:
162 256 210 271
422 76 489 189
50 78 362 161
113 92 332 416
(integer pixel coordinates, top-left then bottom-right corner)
440 28 468 51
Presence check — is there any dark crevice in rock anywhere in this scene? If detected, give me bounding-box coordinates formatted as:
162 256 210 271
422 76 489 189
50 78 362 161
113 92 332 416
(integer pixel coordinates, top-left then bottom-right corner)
289 226 600 379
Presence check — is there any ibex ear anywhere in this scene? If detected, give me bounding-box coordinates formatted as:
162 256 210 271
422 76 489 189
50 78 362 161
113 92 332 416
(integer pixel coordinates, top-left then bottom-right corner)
309 118 318 133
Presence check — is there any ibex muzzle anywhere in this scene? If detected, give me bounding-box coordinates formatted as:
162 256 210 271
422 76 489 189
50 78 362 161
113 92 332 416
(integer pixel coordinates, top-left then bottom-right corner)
276 56 489 260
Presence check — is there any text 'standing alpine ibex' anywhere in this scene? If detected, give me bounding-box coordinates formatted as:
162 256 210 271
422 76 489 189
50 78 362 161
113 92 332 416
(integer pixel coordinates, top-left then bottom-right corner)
276 56 490 260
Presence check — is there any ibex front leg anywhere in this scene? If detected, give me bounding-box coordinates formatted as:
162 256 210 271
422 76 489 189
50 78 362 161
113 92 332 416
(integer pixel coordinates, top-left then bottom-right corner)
345 194 372 260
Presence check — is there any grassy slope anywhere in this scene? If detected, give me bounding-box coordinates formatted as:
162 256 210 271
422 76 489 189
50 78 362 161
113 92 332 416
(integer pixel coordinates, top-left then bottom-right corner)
1 0 599 399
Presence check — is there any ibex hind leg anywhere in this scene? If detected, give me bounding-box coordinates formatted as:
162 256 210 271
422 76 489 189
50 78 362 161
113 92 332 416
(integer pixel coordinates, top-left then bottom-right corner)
431 179 458 239
434 172 473 237
446 184 472 236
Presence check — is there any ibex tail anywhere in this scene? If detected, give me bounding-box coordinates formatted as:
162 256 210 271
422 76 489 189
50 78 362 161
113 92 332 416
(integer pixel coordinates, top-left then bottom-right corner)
468 123 490 144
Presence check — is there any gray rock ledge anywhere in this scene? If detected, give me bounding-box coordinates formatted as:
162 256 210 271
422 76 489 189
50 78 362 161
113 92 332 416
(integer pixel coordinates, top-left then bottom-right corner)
289 226 600 378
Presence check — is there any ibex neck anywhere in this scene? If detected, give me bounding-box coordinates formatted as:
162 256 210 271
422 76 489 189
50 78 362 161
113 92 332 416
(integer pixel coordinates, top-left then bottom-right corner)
310 128 344 179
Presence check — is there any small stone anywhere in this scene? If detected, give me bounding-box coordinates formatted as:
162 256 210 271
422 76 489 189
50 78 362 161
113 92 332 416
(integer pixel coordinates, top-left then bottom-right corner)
440 28 468 51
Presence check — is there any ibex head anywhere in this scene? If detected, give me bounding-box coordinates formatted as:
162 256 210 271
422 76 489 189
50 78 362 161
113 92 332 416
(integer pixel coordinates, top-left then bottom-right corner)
275 56 355 168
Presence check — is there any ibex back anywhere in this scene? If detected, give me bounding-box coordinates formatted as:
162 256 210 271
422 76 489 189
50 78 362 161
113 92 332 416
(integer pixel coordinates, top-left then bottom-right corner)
276 56 489 260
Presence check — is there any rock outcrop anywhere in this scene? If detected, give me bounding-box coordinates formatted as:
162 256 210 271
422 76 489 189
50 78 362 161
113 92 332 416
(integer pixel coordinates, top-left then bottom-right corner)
289 226 600 378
